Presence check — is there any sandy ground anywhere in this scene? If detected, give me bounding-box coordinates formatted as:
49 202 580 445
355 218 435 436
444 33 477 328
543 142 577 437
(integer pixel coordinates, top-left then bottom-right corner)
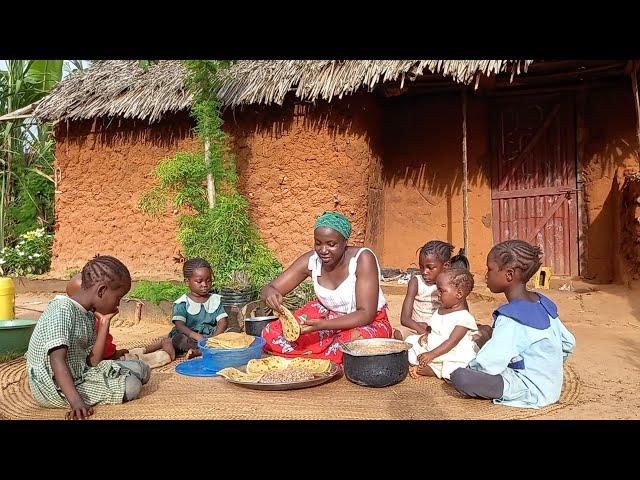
11 283 640 419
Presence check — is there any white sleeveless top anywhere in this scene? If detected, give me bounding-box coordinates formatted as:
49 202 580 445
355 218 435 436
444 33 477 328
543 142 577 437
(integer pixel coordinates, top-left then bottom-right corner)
308 248 387 314
412 275 440 324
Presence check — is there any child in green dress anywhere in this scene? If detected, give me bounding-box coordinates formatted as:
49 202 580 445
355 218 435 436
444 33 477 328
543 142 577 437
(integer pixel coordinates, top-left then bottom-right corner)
169 258 229 359
27 256 150 419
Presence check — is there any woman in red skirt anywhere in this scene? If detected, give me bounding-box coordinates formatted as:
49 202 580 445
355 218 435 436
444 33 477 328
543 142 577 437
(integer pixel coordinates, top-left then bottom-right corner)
261 211 392 364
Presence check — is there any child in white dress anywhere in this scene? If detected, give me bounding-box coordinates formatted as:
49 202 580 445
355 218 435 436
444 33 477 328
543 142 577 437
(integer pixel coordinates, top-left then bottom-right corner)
406 267 478 380
394 241 454 340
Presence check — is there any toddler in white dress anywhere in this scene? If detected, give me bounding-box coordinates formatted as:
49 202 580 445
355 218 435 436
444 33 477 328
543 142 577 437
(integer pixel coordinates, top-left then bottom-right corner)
406 267 478 380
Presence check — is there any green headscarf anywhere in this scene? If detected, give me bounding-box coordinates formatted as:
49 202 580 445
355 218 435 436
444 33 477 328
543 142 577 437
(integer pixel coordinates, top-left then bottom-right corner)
314 211 352 240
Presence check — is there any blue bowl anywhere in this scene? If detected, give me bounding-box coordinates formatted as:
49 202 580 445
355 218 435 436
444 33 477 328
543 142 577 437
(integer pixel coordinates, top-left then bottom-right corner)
198 336 265 373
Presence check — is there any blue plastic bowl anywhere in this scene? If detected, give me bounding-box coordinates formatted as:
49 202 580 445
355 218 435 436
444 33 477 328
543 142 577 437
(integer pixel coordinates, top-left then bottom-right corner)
198 336 265 373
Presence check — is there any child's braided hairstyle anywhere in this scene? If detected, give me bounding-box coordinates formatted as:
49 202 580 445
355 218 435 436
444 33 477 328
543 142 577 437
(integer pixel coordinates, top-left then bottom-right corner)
440 267 474 296
419 240 454 262
81 255 131 289
489 240 543 282
183 258 211 279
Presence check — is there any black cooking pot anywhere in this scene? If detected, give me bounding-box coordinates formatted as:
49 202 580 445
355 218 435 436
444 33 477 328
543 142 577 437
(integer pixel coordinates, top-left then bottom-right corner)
244 316 278 337
340 339 410 388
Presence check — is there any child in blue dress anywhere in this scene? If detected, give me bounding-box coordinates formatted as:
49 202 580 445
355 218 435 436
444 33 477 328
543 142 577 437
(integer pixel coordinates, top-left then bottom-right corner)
169 258 229 359
450 240 576 408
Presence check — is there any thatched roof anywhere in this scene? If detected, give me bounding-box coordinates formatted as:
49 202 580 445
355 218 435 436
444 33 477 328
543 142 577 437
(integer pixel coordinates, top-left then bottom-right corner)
35 61 191 123
217 60 533 108
35 60 533 123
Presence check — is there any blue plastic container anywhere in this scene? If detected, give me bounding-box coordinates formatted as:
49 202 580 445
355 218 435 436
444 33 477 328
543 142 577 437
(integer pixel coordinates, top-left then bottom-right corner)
198 336 265 373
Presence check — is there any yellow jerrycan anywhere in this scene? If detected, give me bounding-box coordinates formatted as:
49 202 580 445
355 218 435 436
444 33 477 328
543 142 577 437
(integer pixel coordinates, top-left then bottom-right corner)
0 277 16 320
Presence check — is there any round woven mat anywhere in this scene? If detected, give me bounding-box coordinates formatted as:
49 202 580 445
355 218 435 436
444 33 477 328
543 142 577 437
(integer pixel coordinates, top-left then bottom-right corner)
0 324 581 420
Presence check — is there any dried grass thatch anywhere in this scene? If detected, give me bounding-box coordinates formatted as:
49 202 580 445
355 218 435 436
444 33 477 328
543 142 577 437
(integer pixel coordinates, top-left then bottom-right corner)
218 60 533 107
35 60 533 123
35 60 191 123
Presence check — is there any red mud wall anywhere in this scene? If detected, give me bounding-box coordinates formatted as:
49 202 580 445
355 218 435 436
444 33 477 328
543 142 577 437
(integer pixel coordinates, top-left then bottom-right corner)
224 93 383 267
51 114 200 279
378 94 493 274
580 84 640 283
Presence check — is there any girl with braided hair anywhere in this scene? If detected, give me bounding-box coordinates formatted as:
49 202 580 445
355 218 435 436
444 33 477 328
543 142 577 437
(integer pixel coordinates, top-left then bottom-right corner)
406 267 479 380
394 240 454 340
27 256 150 419
450 240 576 408
169 258 228 359
260 211 392 364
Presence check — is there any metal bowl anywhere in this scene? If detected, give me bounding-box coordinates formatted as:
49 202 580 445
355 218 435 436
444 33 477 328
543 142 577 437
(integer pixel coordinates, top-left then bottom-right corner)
244 316 278 337
340 338 410 388
0 320 37 356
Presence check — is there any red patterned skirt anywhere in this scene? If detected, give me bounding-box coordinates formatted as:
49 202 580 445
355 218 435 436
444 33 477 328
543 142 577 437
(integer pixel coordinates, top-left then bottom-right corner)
261 299 392 364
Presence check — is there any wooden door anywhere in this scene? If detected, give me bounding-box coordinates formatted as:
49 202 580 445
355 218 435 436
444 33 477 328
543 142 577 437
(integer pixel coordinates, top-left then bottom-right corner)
491 95 579 276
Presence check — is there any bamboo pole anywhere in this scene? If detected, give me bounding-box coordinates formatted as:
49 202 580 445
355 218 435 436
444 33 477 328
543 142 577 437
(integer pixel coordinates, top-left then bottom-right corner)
461 88 469 254
204 137 215 208
631 61 640 154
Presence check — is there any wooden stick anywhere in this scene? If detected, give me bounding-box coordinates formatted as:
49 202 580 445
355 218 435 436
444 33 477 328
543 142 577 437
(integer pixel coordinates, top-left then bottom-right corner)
630 61 640 154
462 88 469 254
204 137 216 208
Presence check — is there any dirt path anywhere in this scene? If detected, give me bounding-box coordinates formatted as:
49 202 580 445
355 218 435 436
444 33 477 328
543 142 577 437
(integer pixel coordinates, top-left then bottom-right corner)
11 284 640 419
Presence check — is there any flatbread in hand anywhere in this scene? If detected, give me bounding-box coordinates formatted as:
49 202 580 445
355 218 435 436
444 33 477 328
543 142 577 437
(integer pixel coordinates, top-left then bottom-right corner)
278 305 301 342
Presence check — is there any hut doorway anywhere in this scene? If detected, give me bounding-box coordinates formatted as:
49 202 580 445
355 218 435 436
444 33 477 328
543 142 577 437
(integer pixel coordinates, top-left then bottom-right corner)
490 94 579 276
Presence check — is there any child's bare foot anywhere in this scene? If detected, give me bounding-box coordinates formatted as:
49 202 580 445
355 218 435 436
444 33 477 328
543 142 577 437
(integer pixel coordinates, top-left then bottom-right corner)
186 348 201 359
161 338 176 361
393 329 404 340
409 364 435 378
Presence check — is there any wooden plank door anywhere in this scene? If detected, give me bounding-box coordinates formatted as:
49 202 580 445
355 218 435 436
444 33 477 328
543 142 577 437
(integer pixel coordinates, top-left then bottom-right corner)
491 95 579 276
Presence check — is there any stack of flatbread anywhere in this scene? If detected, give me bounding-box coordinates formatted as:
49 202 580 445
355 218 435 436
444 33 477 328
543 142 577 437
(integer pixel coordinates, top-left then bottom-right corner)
205 332 255 349
217 356 331 384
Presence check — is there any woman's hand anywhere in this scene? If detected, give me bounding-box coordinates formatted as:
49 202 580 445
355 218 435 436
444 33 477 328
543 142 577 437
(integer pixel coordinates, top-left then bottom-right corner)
263 286 284 313
472 324 493 349
299 317 323 334
66 399 94 420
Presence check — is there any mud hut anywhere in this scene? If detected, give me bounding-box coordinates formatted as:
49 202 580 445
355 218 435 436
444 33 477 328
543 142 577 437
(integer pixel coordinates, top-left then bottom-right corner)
33 60 640 283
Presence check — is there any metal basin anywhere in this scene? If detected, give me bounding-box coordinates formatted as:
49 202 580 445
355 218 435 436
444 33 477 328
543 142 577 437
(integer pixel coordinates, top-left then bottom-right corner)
340 338 410 388
0 320 37 356
244 316 278 337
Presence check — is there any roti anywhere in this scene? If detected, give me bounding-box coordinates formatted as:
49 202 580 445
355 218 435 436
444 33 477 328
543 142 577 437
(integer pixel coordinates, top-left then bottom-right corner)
278 305 301 342
288 357 331 373
217 367 264 383
246 356 291 374
206 332 255 349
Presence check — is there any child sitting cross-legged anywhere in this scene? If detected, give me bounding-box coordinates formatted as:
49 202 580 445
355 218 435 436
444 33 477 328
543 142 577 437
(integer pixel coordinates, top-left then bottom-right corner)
449 240 576 408
169 258 229 359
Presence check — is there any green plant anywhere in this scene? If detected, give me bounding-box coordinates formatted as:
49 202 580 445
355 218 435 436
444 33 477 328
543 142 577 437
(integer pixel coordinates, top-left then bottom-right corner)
225 271 251 291
128 280 188 304
283 279 316 311
1 61 66 249
0 227 53 276
65 268 80 280
138 60 283 293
